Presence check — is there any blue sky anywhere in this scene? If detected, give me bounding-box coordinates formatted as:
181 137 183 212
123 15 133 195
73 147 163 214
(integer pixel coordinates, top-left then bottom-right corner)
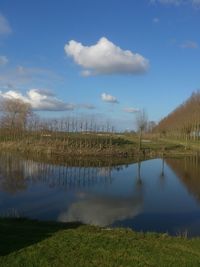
0 0 200 130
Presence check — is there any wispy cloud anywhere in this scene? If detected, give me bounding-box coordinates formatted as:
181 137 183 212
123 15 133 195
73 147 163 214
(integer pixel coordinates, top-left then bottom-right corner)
64 37 149 76
180 40 199 49
0 65 62 89
150 0 200 7
101 93 118 104
0 13 12 35
78 103 96 110
153 17 160 23
192 0 200 6
0 56 8 66
123 107 140 113
151 0 182 5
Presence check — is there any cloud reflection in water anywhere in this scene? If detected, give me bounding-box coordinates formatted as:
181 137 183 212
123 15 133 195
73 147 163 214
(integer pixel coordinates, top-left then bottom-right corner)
58 193 143 227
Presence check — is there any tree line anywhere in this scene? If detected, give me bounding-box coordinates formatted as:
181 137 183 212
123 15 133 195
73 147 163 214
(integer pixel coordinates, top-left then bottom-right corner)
153 91 200 142
0 98 115 133
0 98 129 152
0 98 155 154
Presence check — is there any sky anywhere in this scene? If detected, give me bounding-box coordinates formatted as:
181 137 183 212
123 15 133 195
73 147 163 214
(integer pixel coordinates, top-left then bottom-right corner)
0 0 200 130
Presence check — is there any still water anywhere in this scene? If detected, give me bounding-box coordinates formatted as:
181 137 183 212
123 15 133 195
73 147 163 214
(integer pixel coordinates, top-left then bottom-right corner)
1 152 200 236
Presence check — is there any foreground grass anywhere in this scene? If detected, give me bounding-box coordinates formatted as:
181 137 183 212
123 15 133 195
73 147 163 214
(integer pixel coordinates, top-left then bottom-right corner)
1 219 200 266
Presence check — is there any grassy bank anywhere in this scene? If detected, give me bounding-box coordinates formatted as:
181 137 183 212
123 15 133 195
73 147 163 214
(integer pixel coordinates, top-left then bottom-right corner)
0 219 200 267
0 133 193 158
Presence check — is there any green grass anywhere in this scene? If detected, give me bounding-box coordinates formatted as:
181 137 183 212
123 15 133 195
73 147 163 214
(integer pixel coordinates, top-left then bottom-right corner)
1 219 200 266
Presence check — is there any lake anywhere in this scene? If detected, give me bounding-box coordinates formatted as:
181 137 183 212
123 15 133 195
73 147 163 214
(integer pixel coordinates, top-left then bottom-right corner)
1 152 200 237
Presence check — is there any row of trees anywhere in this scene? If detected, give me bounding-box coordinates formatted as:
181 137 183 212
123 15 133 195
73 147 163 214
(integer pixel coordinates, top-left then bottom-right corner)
0 98 153 152
0 99 115 133
154 91 200 142
0 99 121 151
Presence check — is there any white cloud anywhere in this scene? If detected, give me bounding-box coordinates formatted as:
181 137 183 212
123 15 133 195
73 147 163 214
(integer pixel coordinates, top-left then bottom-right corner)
0 89 75 111
123 107 140 113
180 40 198 49
0 56 8 66
0 13 12 35
101 93 118 103
0 89 96 111
64 37 149 76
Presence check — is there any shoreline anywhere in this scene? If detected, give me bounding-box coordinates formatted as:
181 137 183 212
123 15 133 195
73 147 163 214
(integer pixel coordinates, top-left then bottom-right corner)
0 139 196 159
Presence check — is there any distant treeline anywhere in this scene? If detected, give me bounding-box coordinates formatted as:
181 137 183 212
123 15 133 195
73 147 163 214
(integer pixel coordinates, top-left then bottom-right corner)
154 91 200 142
0 98 133 155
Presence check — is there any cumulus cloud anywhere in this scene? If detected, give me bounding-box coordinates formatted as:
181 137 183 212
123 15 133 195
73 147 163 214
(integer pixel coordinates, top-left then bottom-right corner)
0 56 8 66
0 89 95 111
0 89 75 111
180 40 198 49
101 93 118 103
64 37 149 76
123 107 140 113
0 13 12 35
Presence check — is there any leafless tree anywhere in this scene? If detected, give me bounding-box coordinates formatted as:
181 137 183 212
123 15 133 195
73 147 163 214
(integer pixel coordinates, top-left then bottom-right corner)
0 98 32 131
135 109 148 151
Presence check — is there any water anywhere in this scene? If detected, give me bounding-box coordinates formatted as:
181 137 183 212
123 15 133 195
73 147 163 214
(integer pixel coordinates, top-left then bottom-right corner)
1 152 200 237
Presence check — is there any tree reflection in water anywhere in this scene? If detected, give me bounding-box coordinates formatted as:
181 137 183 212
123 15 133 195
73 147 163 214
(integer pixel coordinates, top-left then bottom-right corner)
166 155 200 203
136 158 142 186
2 152 200 234
0 151 144 227
0 152 120 194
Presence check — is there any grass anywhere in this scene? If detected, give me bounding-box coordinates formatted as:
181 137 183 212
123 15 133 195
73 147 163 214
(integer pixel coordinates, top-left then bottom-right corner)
0 132 137 157
1 219 200 266
0 132 193 159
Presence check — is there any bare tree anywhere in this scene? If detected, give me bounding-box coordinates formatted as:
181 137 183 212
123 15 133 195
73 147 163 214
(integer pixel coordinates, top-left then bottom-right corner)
0 98 32 131
147 121 156 133
135 109 148 151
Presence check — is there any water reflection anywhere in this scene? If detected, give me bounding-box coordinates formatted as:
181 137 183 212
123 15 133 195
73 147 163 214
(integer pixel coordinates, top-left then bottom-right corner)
1 152 200 236
158 157 166 189
58 193 142 227
0 152 116 193
160 157 165 178
59 158 143 226
0 153 28 194
166 156 200 203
